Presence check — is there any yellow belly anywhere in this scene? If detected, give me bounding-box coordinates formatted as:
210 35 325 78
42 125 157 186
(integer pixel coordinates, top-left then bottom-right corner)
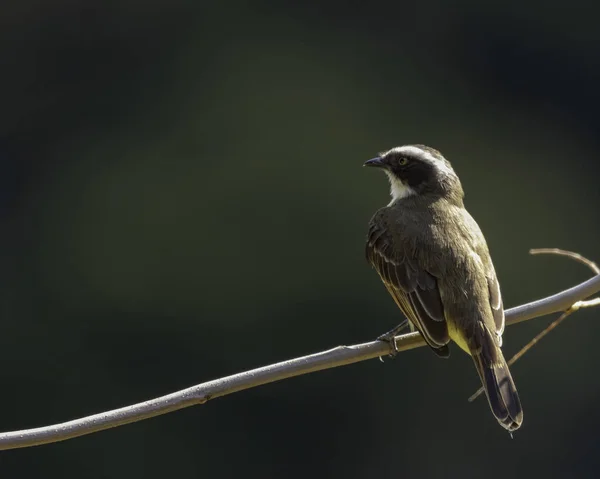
447 318 471 355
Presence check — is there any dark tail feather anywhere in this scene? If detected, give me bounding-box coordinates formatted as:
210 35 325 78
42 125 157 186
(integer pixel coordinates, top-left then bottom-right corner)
472 327 523 432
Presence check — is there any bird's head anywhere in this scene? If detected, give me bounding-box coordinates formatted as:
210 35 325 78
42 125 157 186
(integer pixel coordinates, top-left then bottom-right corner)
364 144 464 204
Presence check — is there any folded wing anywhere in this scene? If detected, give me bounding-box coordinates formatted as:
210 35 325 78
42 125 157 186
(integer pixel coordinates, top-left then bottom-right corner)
366 221 450 357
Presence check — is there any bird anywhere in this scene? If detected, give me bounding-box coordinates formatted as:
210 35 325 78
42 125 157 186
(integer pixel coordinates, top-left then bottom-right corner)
364 144 523 432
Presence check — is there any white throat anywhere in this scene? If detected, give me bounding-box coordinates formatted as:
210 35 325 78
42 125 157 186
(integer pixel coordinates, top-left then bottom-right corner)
385 171 415 205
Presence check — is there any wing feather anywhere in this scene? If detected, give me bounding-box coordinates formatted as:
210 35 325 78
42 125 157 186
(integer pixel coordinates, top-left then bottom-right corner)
487 266 505 336
366 220 450 353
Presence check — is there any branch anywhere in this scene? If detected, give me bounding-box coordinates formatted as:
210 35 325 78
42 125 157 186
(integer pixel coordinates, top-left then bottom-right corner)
468 248 600 401
1 265 600 450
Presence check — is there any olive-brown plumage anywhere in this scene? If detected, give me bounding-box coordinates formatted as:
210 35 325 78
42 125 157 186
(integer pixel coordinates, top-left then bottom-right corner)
364 144 523 432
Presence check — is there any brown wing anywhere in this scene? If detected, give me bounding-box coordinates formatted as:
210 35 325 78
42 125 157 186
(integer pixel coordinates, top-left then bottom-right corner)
486 265 505 336
366 220 450 356
462 209 505 338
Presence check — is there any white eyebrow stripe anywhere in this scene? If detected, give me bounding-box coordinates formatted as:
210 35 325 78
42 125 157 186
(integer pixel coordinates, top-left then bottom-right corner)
396 145 438 163
395 145 455 177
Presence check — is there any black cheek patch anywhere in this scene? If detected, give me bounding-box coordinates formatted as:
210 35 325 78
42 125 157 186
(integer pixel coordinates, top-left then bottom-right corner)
405 162 431 188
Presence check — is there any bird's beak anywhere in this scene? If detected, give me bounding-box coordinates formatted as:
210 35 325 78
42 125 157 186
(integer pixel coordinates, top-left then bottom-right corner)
363 156 386 168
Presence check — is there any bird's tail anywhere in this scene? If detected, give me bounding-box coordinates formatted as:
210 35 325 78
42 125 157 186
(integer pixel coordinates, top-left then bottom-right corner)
471 325 523 432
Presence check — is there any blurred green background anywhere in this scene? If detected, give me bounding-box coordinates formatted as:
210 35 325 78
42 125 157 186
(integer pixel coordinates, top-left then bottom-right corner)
1 1 600 478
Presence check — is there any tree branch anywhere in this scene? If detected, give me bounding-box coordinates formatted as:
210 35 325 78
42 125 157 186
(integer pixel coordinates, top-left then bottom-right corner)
1 267 600 450
468 248 600 401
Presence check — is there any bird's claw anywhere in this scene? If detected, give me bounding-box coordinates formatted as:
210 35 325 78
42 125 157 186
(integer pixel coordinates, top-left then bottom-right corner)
376 320 408 360
377 330 400 359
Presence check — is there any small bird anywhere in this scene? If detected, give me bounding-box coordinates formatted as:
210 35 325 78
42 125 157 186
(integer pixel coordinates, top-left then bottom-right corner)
364 144 523 432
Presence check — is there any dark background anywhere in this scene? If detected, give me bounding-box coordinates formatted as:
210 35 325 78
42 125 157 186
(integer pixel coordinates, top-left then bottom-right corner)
1 1 599 478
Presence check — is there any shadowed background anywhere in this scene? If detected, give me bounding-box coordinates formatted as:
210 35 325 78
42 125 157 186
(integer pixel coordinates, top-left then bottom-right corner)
1 1 600 478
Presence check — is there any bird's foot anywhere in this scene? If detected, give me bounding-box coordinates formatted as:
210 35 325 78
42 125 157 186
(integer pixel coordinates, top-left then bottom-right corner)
376 320 409 360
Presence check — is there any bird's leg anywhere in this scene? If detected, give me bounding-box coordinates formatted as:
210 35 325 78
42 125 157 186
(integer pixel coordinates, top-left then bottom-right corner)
377 319 409 358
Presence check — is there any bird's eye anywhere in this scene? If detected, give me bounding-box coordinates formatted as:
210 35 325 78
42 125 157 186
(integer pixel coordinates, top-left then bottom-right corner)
398 157 409 166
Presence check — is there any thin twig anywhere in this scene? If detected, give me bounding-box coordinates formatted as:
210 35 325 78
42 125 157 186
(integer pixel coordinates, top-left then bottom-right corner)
1 262 600 450
529 248 600 274
469 249 600 402
469 307 575 402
